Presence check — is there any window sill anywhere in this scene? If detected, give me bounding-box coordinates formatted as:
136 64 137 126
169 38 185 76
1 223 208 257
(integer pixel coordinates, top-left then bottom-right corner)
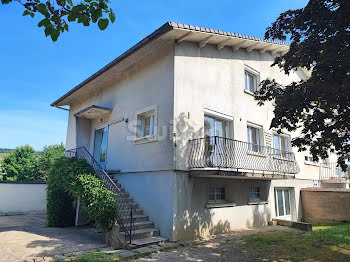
134 135 157 144
304 161 319 167
272 156 294 162
248 200 268 205
206 202 236 209
247 151 266 157
244 89 256 96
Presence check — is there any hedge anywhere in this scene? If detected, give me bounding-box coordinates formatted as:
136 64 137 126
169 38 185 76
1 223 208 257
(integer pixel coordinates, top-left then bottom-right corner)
47 156 117 231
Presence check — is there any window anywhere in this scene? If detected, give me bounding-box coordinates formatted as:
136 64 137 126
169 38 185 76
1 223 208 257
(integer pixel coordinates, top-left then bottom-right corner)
304 156 318 165
247 125 262 152
204 115 227 138
137 110 155 138
250 187 261 201
275 188 291 219
209 187 226 202
245 70 258 93
273 134 290 157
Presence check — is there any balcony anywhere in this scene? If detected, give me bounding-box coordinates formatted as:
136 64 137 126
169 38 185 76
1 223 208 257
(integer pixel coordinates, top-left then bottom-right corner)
320 163 349 181
188 136 300 176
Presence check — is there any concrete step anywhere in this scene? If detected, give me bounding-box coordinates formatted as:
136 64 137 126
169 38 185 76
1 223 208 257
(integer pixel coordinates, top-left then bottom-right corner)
117 208 143 216
131 236 168 248
121 221 154 231
122 228 160 240
118 202 138 209
121 215 149 223
125 208 143 215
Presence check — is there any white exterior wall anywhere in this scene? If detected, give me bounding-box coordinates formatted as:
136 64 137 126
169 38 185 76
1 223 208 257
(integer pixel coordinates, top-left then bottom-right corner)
66 45 175 172
0 182 46 215
269 179 316 221
115 171 175 240
173 173 316 240
173 41 328 180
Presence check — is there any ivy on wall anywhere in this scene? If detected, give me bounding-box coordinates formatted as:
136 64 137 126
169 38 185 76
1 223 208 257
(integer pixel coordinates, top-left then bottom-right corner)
46 156 117 231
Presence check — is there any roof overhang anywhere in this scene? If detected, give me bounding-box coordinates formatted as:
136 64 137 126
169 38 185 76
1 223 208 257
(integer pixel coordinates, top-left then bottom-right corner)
51 22 290 107
73 105 112 119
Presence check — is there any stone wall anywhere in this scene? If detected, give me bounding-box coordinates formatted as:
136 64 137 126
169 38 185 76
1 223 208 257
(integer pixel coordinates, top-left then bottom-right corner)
301 188 350 225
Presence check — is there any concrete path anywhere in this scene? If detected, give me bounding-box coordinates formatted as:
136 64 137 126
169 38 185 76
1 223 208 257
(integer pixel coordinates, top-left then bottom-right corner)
0 214 106 262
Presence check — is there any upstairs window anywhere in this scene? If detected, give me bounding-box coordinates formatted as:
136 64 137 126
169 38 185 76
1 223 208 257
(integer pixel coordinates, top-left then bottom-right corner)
247 124 263 152
245 70 258 93
273 134 291 157
209 186 226 202
137 110 155 138
304 155 318 165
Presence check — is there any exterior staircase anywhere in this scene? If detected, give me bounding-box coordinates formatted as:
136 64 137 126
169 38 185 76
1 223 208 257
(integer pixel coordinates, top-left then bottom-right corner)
110 177 168 248
64 147 168 249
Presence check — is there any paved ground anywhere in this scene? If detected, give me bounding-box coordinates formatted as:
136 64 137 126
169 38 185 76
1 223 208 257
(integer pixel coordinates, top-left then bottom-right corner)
130 226 295 262
0 214 106 262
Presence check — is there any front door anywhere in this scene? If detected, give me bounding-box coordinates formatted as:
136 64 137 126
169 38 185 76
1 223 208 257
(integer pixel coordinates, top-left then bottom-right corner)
275 188 292 220
93 127 108 169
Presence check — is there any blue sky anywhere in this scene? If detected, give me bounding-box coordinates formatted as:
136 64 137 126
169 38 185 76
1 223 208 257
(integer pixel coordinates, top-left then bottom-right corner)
0 0 308 151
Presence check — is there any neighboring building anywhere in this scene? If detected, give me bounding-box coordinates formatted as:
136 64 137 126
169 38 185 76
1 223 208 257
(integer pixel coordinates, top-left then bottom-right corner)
52 22 348 243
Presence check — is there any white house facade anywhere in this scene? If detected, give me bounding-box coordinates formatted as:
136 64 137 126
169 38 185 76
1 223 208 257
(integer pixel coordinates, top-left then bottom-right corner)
52 22 347 243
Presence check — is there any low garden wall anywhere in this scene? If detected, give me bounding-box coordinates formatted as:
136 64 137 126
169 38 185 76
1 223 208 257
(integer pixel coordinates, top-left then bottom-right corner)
0 181 47 215
301 188 350 225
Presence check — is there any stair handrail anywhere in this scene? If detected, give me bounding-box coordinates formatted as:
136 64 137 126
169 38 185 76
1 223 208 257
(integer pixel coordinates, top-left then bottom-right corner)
65 146 135 244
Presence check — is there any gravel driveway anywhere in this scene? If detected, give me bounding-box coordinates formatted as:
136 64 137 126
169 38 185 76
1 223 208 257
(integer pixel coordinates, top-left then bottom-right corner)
0 214 106 262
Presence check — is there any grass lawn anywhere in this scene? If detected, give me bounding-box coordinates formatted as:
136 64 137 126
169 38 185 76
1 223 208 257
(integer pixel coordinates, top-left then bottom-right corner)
240 223 350 261
56 224 350 262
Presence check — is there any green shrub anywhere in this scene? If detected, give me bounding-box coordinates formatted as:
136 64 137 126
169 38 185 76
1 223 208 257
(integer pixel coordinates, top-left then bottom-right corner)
46 156 117 231
74 174 117 231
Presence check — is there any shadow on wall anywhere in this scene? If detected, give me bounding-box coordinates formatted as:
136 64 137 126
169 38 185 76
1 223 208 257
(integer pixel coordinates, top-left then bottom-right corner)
173 174 272 240
175 112 203 170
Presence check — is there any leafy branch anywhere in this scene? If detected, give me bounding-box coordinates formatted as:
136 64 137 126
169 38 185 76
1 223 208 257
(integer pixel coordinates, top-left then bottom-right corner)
1 0 115 41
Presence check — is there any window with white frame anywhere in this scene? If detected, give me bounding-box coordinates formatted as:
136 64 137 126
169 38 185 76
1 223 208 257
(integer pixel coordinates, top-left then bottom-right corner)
208 186 226 202
304 155 318 165
273 134 291 157
137 110 155 138
245 69 259 93
247 124 263 152
249 187 261 201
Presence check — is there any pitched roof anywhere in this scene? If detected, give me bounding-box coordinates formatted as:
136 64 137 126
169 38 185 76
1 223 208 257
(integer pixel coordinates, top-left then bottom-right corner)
51 22 289 107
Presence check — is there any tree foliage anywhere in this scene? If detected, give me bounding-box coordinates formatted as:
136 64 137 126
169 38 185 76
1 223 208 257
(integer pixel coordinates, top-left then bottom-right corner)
1 0 115 41
1 145 42 181
38 143 65 179
256 0 350 169
47 156 117 231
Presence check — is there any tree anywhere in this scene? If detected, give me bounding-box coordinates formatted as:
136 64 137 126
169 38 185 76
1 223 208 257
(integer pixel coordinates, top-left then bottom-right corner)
256 0 350 169
1 0 115 41
1 145 42 181
38 143 65 179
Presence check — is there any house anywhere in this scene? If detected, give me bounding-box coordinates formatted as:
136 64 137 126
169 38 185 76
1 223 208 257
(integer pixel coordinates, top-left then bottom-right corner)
52 22 348 245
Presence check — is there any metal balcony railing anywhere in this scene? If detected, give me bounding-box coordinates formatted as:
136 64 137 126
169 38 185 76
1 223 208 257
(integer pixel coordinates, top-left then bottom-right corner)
319 162 349 180
188 136 300 175
65 147 135 244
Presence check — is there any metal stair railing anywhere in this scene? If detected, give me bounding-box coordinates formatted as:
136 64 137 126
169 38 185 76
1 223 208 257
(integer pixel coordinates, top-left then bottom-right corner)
65 146 135 244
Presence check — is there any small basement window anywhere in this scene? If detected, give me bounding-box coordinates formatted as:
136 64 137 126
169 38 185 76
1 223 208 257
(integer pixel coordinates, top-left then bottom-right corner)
249 187 261 201
209 186 226 202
